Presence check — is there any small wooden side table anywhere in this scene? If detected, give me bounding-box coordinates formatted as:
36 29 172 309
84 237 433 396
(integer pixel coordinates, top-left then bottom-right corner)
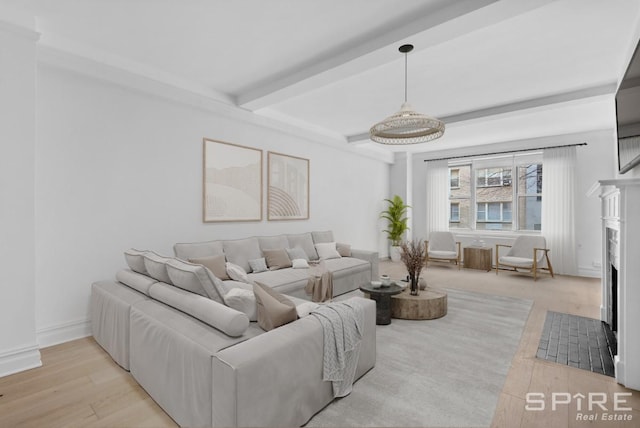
463 246 493 271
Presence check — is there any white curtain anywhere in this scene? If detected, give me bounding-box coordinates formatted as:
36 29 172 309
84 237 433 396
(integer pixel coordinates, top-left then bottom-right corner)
425 159 449 236
541 146 577 275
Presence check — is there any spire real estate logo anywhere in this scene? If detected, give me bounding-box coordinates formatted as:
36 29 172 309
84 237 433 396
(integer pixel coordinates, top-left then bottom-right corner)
525 392 634 422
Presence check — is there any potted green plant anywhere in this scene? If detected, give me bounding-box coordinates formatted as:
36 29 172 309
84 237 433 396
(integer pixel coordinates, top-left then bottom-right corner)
380 195 410 262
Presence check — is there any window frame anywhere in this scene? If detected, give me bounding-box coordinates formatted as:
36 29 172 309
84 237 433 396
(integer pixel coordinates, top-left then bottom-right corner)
476 201 512 223
447 153 543 233
450 168 460 189
450 202 460 222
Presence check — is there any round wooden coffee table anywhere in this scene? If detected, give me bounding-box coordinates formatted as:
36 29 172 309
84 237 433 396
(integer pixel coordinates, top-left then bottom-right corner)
391 287 447 320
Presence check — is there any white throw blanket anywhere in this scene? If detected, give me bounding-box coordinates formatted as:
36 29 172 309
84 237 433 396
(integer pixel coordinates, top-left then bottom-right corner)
310 300 364 397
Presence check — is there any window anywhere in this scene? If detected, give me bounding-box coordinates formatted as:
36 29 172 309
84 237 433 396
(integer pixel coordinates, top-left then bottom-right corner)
449 164 471 229
477 202 512 230
447 154 543 231
517 164 542 230
476 168 512 187
450 168 460 188
450 202 460 222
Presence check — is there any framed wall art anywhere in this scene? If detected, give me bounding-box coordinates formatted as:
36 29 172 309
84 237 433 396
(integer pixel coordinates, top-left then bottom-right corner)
203 138 262 222
267 151 309 220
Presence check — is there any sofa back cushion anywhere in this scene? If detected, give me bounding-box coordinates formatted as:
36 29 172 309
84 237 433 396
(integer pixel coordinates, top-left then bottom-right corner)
258 235 289 251
312 230 334 244
165 258 225 303
143 252 173 284
124 249 149 274
223 237 262 272
286 232 318 261
286 246 308 262
149 282 249 337
173 239 224 261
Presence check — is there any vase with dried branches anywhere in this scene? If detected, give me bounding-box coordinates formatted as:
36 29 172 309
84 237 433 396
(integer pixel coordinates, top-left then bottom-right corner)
400 239 426 296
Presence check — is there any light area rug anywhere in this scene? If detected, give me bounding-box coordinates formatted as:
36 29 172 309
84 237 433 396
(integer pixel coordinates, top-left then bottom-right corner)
305 287 533 428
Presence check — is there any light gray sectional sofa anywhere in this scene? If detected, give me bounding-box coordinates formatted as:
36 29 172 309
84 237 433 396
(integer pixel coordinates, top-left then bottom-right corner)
91 231 378 427
174 230 379 298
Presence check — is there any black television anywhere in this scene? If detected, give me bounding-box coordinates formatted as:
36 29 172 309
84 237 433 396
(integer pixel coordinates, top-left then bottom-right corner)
616 38 640 174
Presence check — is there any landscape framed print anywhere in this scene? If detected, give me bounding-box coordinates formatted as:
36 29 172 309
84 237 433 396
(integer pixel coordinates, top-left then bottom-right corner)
203 138 262 222
267 151 309 220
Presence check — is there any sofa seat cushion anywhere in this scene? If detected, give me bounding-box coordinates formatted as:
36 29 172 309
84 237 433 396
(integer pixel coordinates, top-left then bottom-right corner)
248 268 310 289
323 257 370 279
429 250 457 259
499 256 534 268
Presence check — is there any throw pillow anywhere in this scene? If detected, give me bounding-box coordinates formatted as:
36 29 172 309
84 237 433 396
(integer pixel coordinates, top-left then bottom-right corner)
249 257 268 273
291 258 309 269
189 254 230 280
263 248 292 271
224 288 257 321
226 262 252 284
286 246 309 262
336 242 352 257
315 242 341 260
253 282 297 331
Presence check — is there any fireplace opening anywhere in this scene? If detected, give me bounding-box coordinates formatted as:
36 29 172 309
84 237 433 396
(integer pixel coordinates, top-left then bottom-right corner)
610 264 618 335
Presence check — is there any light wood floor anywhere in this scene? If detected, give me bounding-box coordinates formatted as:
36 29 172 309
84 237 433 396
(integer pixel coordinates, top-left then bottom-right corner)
0 260 638 427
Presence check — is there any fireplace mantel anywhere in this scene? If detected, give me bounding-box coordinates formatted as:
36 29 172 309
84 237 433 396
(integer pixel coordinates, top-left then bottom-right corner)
589 178 640 390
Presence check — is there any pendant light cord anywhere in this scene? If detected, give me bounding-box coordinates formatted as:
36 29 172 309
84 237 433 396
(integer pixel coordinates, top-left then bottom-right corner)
404 51 408 103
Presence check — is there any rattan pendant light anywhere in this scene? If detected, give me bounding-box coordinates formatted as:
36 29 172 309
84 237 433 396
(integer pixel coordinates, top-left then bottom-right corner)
369 44 445 144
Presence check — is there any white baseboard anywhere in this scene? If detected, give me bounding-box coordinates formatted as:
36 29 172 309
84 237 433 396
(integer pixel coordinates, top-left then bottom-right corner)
37 318 92 348
0 344 42 378
578 265 601 278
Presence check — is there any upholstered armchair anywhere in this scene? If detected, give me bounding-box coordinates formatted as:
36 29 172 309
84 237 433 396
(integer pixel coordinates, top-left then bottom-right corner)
495 235 554 280
425 231 461 269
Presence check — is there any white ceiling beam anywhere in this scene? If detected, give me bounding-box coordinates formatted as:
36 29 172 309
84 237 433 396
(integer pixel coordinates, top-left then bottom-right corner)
346 83 617 143
238 0 554 111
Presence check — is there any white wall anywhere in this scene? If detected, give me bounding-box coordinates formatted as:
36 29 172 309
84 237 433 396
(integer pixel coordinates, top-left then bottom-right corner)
0 21 42 376
34 64 389 346
403 129 617 277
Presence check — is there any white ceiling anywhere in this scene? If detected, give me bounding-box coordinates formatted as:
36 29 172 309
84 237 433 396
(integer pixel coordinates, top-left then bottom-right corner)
3 0 640 157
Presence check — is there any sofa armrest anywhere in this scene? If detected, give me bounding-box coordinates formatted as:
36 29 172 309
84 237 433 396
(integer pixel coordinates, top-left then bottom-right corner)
211 297 376 427
350 249 379 279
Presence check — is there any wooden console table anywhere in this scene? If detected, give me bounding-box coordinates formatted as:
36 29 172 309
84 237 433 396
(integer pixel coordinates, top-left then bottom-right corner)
463 246 492 271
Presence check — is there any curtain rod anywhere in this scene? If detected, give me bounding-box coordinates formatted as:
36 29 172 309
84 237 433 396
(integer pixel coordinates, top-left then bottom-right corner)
423 142 587 162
